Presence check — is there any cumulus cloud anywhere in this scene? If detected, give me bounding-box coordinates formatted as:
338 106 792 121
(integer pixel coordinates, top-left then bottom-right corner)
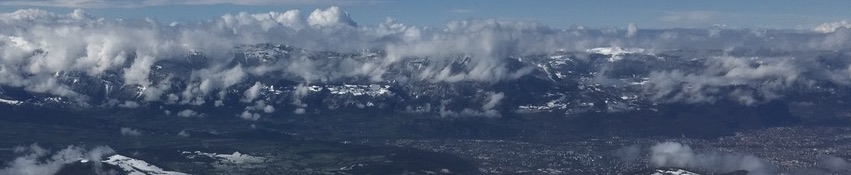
294 108 306 114
176 109 199 117
626 23 638 38
0 144 114 175
239 111 260 121
238 100 274 120
307 6 356 27
263 105 275 113
118 101 140 108
814 20 851 33
649 142 776 175
120 127 142 136
438 92 505 118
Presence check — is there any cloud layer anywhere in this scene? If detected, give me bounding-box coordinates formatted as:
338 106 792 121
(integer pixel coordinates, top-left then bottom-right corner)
1 7 851 107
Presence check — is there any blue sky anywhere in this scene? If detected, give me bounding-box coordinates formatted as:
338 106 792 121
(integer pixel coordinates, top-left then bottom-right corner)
0 0 848 29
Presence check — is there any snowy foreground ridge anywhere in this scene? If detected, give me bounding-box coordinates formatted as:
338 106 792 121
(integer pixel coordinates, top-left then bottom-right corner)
103 155 189 175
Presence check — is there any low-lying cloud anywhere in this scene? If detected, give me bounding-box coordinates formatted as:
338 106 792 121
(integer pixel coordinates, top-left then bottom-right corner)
1 7 851 107
816 156 851 173
120 127 142 136
614 142 777 175
650 142 776 175
0 144 114 175
619 142 851 175
643 56 808 105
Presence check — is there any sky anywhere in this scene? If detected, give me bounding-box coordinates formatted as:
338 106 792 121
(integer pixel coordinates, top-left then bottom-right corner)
0 0 848 29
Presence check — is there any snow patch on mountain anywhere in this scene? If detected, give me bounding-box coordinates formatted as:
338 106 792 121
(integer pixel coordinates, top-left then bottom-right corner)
181 151 266 164
307 84 392 96
651 168 701 175
518 100 568 112
587 47 646 62
587 47 645 55
103 154 189 175
0 97 23 105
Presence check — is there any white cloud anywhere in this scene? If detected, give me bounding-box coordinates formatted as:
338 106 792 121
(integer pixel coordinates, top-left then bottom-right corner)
437 92 505 118
643 56 809 105
263 105 275 113
480 92 504 117
176 109 199 117
242 82 263 102
626 23 637 38
307 6 357 27
239 100 273 120
814 20 851 33
0 144 114 175
650 142 776 175
0 7 850 106
239 110 260 120
220 10 306 32
120 127 142 136
118 101 140 108
177 130 191 137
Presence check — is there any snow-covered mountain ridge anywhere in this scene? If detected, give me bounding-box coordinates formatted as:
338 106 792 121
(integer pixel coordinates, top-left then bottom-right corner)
1 44 850 122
